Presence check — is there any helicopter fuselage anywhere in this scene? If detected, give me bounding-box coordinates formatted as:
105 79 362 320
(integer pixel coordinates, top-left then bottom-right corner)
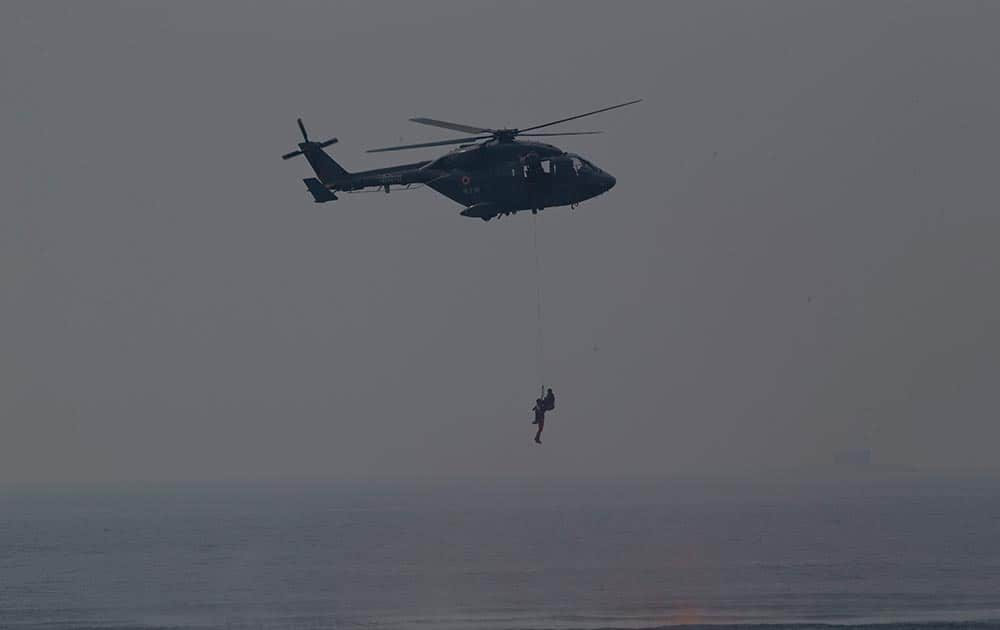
325 140 615 221
284 100 639 220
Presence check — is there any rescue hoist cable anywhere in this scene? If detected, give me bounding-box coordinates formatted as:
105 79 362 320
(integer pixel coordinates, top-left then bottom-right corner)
532 213 545 396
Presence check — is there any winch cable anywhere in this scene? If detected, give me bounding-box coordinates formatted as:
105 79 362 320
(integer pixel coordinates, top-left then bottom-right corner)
532 213 545 397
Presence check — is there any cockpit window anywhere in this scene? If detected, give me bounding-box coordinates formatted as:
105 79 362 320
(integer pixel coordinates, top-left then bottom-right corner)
567 154 599 175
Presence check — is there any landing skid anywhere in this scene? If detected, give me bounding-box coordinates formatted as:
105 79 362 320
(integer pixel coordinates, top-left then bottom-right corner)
476 207 562 221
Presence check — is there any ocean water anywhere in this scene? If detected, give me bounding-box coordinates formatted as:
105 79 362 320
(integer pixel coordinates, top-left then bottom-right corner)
1 477 999 630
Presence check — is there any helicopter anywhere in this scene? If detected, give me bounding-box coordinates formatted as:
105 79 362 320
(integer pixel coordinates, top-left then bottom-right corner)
281 99 640 221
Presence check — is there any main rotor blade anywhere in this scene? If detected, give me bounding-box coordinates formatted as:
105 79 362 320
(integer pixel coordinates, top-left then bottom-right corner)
367 135 492 153
518 99 642 133
518 131 603 137
297 118 309 141
409 117 493 134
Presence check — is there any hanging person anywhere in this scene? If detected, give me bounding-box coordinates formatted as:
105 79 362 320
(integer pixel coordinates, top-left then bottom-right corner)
531 388 555 444
532 396 546 444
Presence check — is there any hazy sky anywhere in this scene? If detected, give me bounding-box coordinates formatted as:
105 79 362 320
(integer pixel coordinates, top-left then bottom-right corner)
2 1 999 483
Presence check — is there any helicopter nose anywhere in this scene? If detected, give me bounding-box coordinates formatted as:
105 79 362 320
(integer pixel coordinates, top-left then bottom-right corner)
605 173 616 191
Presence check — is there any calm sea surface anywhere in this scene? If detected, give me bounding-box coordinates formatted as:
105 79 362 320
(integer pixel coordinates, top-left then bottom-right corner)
2 477 999 630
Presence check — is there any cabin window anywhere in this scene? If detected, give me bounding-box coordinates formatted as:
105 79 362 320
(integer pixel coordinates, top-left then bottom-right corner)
571 157 583 175
540 159 551 174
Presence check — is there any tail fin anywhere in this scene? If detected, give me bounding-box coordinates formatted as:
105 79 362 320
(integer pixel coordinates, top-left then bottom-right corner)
302 145 349 184
281 118 350 185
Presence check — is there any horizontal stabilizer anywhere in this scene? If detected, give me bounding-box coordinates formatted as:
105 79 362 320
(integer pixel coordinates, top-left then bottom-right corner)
304 178 337 203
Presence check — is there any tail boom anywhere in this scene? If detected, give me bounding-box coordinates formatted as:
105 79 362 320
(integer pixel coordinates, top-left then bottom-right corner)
284 118 442 202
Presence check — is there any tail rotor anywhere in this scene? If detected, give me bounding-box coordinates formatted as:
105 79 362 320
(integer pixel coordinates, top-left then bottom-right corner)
281 117 338 160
